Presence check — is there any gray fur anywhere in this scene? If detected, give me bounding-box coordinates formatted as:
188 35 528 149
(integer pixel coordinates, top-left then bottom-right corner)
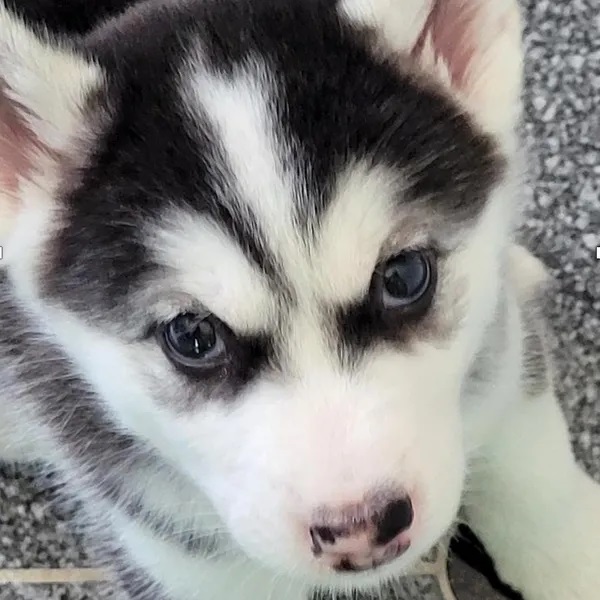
520 296 550 398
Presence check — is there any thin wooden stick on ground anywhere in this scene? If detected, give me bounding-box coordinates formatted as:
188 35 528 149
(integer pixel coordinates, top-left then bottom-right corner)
0 568 107 584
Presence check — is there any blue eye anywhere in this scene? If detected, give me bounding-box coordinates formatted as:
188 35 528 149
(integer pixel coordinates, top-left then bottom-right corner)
378 250 434 309
162 313 226 367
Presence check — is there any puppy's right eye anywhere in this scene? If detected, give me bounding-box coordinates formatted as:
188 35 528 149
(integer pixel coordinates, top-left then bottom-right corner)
160 313 228 369
371 249 436 317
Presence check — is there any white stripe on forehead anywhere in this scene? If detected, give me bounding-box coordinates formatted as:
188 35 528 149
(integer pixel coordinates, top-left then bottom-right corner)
183 56 303 266
147 209 277 332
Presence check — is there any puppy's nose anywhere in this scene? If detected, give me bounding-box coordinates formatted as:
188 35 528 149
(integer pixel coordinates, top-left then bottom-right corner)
309 496 413 572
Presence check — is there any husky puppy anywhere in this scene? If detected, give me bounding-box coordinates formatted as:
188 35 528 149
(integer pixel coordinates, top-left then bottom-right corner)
1 1 599 599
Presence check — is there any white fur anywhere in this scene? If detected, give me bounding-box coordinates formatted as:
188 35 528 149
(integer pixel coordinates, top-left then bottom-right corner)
183 58 298 263
466 387 600 600
339 0 434 54
147 209 278 332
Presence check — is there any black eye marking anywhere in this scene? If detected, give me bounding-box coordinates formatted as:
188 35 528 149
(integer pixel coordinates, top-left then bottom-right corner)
160 313 228 370
337 249 438 356
372 249 436 316
156 312 274 395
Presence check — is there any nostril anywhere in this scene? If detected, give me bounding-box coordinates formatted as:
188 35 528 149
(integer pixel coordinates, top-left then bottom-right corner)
374 497 414 546
311 525 336 545
314 526 336 544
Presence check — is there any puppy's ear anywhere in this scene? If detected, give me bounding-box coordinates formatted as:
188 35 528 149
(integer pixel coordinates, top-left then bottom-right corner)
340 0 523 139
0 4 106 255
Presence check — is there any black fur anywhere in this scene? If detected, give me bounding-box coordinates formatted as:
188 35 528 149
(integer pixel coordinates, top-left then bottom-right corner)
4 0 135 35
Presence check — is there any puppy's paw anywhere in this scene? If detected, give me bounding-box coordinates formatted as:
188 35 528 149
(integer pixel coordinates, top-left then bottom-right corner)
489 472 600 600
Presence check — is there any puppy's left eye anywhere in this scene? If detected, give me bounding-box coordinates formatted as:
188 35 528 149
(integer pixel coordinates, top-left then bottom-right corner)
373 249 436 311
160 312 228 369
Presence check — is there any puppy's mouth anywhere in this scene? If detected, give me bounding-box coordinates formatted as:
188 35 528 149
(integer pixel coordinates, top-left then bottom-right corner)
330 540 412 573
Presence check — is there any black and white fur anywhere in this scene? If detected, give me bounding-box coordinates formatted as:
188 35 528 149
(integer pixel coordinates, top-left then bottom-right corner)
1 1 599 599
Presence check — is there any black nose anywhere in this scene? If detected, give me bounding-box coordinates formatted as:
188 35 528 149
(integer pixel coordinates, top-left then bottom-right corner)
374 497 414 546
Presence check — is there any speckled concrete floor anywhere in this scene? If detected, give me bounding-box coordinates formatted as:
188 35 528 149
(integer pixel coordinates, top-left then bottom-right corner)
1 0 599 598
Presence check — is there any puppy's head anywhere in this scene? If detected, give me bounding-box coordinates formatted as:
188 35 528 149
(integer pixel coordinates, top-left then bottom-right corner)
0 0 522 589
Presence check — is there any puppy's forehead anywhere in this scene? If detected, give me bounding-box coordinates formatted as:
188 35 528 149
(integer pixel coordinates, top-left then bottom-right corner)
176 55 401 306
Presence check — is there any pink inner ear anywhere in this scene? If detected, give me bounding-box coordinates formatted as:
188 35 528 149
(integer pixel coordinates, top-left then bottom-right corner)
412 0 481 89
0 86 42 193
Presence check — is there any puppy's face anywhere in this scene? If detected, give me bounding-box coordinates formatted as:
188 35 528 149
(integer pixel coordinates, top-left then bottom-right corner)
0 0 522 589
